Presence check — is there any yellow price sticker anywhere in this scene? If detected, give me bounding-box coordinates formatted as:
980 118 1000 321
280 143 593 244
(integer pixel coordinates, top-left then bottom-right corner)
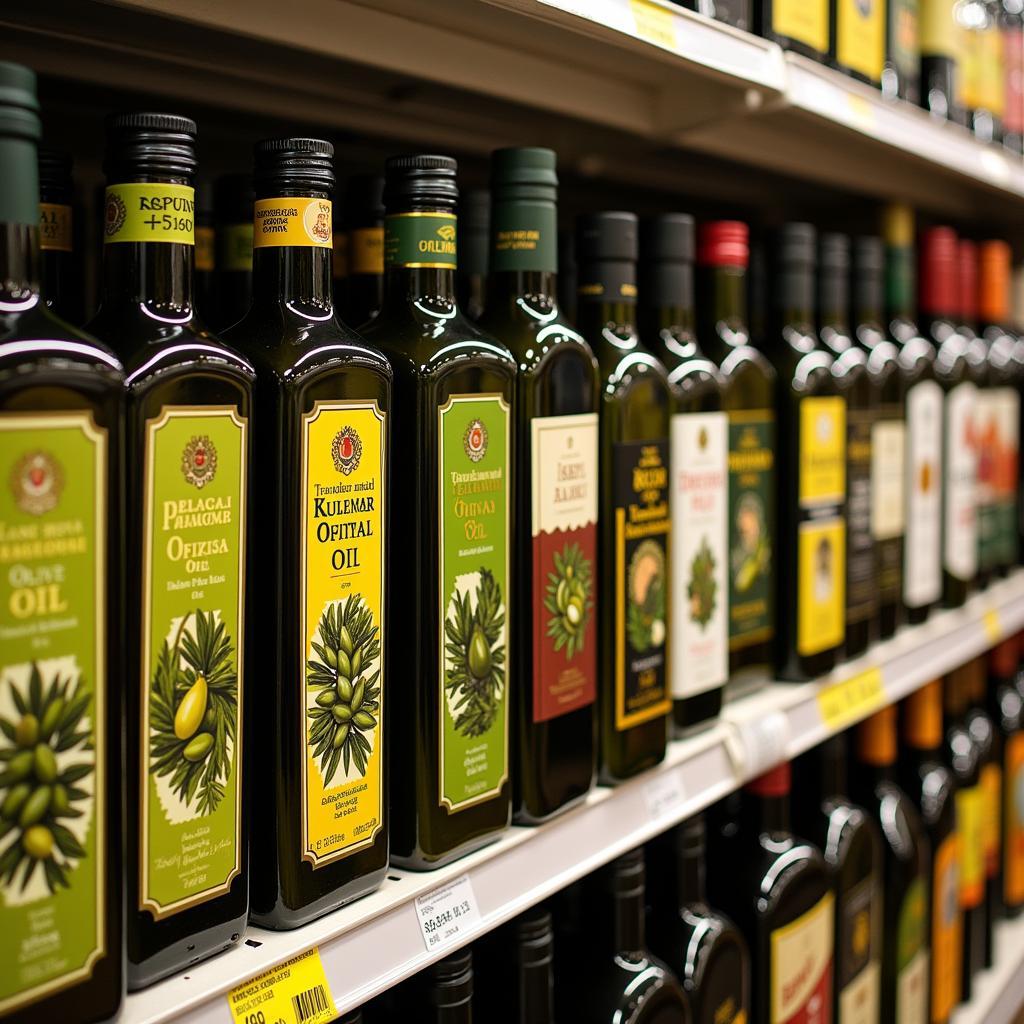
629 0 677 49
984 608 1002 643
817 667 886 732
228 948 336 1024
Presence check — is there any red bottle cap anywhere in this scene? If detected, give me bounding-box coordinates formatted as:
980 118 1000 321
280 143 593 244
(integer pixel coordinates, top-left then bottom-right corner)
979 240 1011 325
745 761 791 797
918 226 958 318
698 220 749 268
959 239 978 321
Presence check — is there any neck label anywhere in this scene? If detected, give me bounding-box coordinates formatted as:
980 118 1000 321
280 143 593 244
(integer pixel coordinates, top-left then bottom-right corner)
254 198 332 249
104 183 195 245
39 203 73 252
490 201 556 274
386 212 457 269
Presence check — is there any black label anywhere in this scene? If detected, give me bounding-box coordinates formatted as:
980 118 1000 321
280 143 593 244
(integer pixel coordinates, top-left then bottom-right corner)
840 875 877 989
846 406 876 625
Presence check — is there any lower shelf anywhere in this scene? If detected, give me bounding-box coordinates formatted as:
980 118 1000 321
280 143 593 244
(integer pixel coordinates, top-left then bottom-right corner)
951 910 1024 1024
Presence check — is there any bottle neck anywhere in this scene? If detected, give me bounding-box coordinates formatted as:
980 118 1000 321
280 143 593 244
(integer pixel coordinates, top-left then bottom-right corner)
886 244 915 321
0 223 41 309
677 841 706 908
487 270 558 310
487 195 558 311
382 206 459 311
252 246 333 315
778 263 814 329
819 266 850 330
745 790 791 833
577 257 638 342
696 263 748 338
819 735 848 798
612 884 645 955
101 239 194 315
518 930 554 1024
855 268 885 327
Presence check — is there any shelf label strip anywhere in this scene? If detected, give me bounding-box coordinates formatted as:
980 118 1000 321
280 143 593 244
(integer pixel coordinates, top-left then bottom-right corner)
415 874 481 953
644 767 686 822
227 947 335 1024
628 0 677 49
816 666 885 732
984 608 1003 643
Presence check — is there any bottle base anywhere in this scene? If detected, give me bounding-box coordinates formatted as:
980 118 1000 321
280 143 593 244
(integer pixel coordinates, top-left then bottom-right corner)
128 914 247 990
251 866 387 931
391 828 505 872
513 783 592 827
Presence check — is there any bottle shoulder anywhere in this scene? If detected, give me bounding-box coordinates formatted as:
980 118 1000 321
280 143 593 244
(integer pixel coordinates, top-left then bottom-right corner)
604 955 689 1023
479 297 591 365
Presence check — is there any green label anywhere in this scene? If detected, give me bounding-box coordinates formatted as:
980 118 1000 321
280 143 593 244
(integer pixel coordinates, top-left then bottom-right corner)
385 212 457 269
897 875 927 970
0 412 107 1014
727 410 775 652
438 394 510 812
490 201 556 274
140 408 246 918
219 223 254 272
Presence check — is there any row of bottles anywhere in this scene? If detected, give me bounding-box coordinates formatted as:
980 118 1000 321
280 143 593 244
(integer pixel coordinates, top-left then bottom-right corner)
3 56 1024 1018
347 641 1024 1022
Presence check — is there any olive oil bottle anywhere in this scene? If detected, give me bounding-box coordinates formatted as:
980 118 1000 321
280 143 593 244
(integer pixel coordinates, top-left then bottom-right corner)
342 173 384 329
362 155 515 868
0 60 124 1023
990 639 1024 917
831 0 886 85
641 215 726 734
697 221 776 690
87 113 253 984
575 212 671 783
224 138 391 923
38 147 79 323
768 224 846 681
758 0 831 60
853 235 906 640
477 148 598 824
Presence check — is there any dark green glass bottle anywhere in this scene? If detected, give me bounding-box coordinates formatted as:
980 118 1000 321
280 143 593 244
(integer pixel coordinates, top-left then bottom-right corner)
990 639 1024 917
457 188 489 323
477 148 598 824
576 212 671 783
362 155 515 868
817 233 877 659
212 173 254 332
697 222 776 691
0 60 124 1024
853 235 906 640
342 173 384 329
641 215 726 734
224 138 391 925
37 147 80 324
87 113 253 983
768 224 845 681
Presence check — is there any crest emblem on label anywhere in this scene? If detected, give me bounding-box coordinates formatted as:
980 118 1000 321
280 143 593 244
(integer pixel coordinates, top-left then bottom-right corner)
331 426 363 475
104 191 127 236
181 435 218 489
303 201 332 245
10 451 63 516
464 419 488 463
437 224 456 242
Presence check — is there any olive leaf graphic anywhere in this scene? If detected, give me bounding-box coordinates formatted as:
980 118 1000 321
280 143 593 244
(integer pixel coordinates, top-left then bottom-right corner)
688 537 717 629
544 542 593 659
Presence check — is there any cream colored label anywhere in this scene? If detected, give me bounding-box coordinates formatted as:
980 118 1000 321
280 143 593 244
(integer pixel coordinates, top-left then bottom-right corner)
770 892 835 1024
871 420 905 540
896 950 929 1024
39 202 72 252
840 960 880 1024
254 197 332 249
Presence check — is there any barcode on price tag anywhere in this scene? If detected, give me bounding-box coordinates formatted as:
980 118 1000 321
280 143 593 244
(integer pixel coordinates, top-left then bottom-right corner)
415 874 481 953
226 947 336 1024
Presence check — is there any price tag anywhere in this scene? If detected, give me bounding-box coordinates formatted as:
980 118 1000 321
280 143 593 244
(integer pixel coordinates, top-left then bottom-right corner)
227 947 335 1024
984 608 1002 643
816 667 886 732
644 768 686 821
629 0 678 49
724 708 790 779
415 874 481 953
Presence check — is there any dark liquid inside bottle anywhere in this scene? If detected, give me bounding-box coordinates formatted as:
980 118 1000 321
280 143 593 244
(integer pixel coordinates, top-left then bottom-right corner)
37 146 81 324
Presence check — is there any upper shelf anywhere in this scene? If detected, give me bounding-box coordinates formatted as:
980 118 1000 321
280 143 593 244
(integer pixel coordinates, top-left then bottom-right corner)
3 0 1024 220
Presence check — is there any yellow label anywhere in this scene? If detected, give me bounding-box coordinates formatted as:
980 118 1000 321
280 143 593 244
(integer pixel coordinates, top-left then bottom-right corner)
332 232 348 280
798 518 846 655
817 666 885 731
195 225 215 271
982 762 1002 877
254 197 332 249
39 202 72 252
800 397 846 505
930 833 962 1021
350 226 384 276
104 183 194 245
960 25 982 108
980 23 1005 115
958 785 985 908
921 0 957 57
772 0 829 53
300 402 386 867
227 948 335 1024
837 0 885 81
984 608 1002 643
630 0 678 49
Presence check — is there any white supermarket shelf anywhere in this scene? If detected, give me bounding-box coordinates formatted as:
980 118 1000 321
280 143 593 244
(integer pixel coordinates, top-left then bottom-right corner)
119 572 1024 1023
952 910 1024 1024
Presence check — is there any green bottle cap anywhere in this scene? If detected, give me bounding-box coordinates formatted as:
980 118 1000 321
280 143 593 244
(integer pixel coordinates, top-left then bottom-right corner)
0 60 40 141
490 146 558 190
0 61 41 228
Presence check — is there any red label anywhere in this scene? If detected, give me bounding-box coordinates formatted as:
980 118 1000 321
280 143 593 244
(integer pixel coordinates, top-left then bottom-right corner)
1004 27 1024 134
771 892 835 1024
530 413 599 723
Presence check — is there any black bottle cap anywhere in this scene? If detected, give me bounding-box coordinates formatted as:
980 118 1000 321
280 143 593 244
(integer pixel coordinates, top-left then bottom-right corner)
608 848 645 898
576 211 638 263
777 222 816 265
214 173 255 224
254 137 334 195
104 112 196 180
855 235 884 274
0 61 40 142
819 232 850 273
343 173 385 224
38 147 71 189
641 213 695 263
428 949 473 1009
677 813 706 858
384 153 458 209
517 906 554 970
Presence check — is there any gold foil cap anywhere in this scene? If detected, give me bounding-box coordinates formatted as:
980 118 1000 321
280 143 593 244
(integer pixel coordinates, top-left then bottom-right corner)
883 203 915 247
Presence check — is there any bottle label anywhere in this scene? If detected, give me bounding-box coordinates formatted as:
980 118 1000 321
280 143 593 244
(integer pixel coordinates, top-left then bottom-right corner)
976 389 1000 573
904 380 943 609
385 212 457 270
960 24 982 109
1004 26 1024 134
490 201 557 274
958 784 986 908
104 183 194 246
39 202 73 253
613 439 671 730
694 941 748 1024
896 876 928 1024
870 416 905 603
727 410 775 654
797 396 846 657
930 832 963 1021
889 0 920 78
139 408 246 915
438 395 510 811
219 223 254 272
994 387 1020 566
837 876 880 1024
1003 732 1024 906
845 405 875 628
332 232 348 280
253 198 332 250
771 0 829 53
982 761 1003 880
769 891 834 1024
837 0 885 81
530 413 599 723
921 0 957 57
943 382 977 582
300 401 386 865
670 411 727 699
349 227 384 276
0 412 108 1014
